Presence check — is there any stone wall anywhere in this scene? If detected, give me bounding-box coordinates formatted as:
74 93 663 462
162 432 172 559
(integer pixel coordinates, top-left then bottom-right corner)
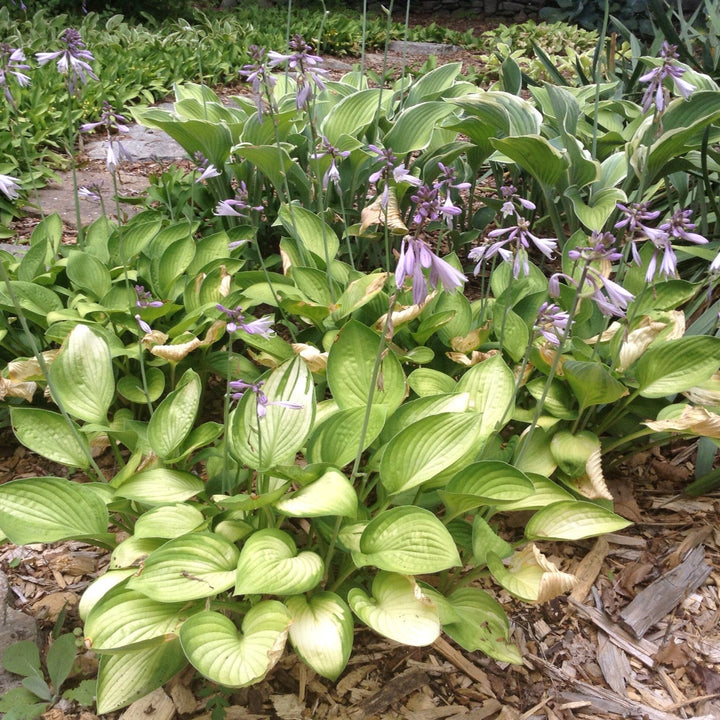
409 0 546 20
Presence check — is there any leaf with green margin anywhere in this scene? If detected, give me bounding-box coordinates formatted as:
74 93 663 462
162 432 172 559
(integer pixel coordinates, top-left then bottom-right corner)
85 586 196 652
635 336 720 398
406 62 461 105
128 533 238 602
491 135 568 188
147 369 201 460
330 272 388 321
109 537 164 569
563 360 628 411
498 473 574 511
525 500 631 540
229 356 315 472
550 430 599 478
108 212 162 262
0 476 108 545
380 413 483 495
383 102 456 154
0 281 63 325
50 324 114 424
348 572 440 646
327 320 406 412
565 186 627 232
66 251 111 300
407 368 456 396
79 570 136 621
306 405 386 467
286 592 353 681
525 378 576 420
380 393 470 444
356 506 460 573
274 468 358 518
440 461 535 520
153 235 196 298
472 515 513 567
113 469 204 505
321 88 383 146
10 408 90 469
179 603 291 687
117 367 165 404
96 638 187 714
492 305 528 362
513 427 557 477
442 587 522 664
278 204 339 261
235 529 324 596
235 144 292 195
456 353 515 436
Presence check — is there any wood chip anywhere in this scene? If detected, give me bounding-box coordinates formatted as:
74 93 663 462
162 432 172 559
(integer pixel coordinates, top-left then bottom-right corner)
355 666 429 717
620 546 712 638
432 637 494 697
447 700 502 720
118 688 175 720
596 631 630 696
570 537 609 602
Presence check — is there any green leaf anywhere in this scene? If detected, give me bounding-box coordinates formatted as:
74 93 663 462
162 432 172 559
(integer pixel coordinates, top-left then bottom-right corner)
440 461 535 520
306 405 386 467
0 281 63 325
456 354 515 438
147 369 202 460
635 336 720 398
235 529 324 596
286 592 353 681
133 504 205 539
128 533 238 602
50 324 114 424
117 367 165 404
525 501 631 541
96 638 187 714
229 356 316 472
79 570 136 621
497 473 574 511
0 687 48 720
407 368 456 396
380 413 483 495
384 102 456 154
113 469 204 505
274 468 358 518
380 393 470 444
2 640 42 677
563 360 628 411
66 250 112 300
348 572 440 646
85 585 195 652
565 186 627 232
491 135 568 188
278 204 339 261
321 88 383 146
179 603 291 688
472 515 513 567
0 477 108 545
327 320 406 412
108 212 162 261
46 633 77 693
355 506 460 573
406 62 461 104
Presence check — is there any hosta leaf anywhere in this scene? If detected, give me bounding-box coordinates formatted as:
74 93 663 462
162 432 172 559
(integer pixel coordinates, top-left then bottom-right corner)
472 515 513 567
235 529 324 596
85 586 196 652
407 368 456 396
0 477 108 545
348 572 440 646
113 469 204 505
117 366 165 404
440 461 535 520
179 603 291 688
286 592 353 681
79 570 136 621
499 473 574 511
133 504 205 539
327 320 406 412
11 408 90 469
383 101 456 154
356 506 461 574
147 369 202 460
229 356 316 472
491 135 568 188
278 204 339 261
563 360 628 411
380 393 470 444
274 468 358 518
565 186 626 232
525 500 631 541
635 336 720 398
306 405 386 467
321 88 383 145
380 413 483 495
128 533 238 602
96 638 187 714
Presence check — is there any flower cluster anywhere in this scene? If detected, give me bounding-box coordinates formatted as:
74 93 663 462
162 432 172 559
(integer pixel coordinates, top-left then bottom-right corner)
216 305 275 337
193 152 221 184
0 44 30 108
639 42 694 114
135 285 163 309
310 138 350 190
229 379 302 418
36 28 97 95
80 102 132 173
535 302 571 345
214 181 264 218
239 45 277 122
0 174 21 201
266 35 327 111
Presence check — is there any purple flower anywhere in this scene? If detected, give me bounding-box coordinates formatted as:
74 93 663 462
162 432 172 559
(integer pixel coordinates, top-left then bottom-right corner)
134 314 152 335
659 208 708 245
395 235 466 305
229 378 302 418
267 35 327 111
470 217 557 278
0 44 31 107
436 162 471 192
535 302 571 345
550 270 634 318
78 185 101 202
135 285 163 309
217 305 275 337
36 28 97 94
239 46 277 122
310 138 350 190
80 101 129 135
568 231 623 263
0 173 21 201
214 181 263 218
639 42 695 114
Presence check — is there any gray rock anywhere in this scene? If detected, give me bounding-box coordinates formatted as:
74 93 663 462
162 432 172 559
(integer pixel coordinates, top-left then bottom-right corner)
387 41 464 56
0 570 38 695
85 122 184 163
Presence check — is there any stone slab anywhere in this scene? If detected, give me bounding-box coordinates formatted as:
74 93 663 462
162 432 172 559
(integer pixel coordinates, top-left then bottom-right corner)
387 41 464 55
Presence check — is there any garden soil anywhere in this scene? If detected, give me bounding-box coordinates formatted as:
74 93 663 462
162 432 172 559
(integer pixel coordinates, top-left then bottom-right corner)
3 10 720 720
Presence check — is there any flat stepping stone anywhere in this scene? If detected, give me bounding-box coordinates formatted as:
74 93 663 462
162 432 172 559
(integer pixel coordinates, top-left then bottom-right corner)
388 41 464 55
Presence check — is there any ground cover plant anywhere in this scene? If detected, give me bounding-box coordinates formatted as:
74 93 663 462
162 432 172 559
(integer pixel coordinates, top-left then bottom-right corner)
1 0 720 716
